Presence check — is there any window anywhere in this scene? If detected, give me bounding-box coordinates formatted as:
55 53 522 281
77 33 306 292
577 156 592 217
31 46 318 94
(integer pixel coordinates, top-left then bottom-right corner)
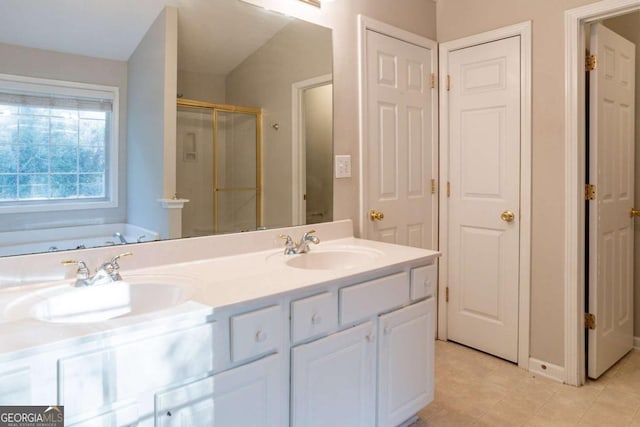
0 74 118 213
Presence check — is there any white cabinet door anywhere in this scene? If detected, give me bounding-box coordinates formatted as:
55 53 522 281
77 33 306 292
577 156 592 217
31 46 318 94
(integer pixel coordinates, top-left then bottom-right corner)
0 367 30 404
291 321 375 427
377 299 435 427
155 353 282 427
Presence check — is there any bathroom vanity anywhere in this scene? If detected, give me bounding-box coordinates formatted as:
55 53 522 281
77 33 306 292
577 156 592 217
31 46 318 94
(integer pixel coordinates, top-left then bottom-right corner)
0 220 439 426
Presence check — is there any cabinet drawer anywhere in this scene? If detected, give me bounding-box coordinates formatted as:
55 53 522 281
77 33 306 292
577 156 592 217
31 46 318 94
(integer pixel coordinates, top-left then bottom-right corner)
230 305 281 363
410 263 437 300
339 272 409 325
291 292 337 343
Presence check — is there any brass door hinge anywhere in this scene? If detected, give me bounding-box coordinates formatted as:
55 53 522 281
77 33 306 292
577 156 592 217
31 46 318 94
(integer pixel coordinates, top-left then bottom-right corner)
585 313 596 330
430 73 436 89
446 182 451 197
586 54 597 71
445 287 449 303
431 179 437 194
585 184 596 200
446 75 451 91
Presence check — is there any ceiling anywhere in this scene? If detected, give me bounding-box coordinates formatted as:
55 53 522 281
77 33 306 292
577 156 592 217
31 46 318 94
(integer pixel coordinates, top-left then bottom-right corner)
0 0 292 75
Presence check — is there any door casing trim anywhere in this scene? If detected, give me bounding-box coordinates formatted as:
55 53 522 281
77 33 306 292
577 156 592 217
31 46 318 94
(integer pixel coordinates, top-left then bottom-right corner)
564 0 640 387
291 73 333 225
438 21 532 369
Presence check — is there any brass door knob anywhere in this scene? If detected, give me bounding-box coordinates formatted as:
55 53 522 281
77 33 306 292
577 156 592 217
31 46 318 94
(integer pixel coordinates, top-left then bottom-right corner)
631 208 640 218
369 209 385 221
500 210 515 223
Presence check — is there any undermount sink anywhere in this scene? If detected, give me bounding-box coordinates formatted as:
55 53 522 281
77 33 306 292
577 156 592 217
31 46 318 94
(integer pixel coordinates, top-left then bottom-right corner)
281 246 383 271
6 275 197 324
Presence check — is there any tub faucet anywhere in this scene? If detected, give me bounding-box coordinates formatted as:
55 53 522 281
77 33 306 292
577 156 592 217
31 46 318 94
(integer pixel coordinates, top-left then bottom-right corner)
279 230 320 255
113 232 128 244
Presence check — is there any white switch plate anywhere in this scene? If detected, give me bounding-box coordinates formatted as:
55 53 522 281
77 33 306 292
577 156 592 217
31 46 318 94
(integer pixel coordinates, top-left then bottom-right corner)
335 155 352 178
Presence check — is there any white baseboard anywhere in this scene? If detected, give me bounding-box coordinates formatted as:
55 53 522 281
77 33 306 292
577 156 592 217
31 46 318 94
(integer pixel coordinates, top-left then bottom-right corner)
634 336 640 351
529 357 565 383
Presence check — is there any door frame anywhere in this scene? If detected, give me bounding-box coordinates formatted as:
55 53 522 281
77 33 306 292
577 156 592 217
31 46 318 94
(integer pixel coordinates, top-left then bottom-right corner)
564 0 639 387
291 74 333 225
438 21 532 369
357 15 439 240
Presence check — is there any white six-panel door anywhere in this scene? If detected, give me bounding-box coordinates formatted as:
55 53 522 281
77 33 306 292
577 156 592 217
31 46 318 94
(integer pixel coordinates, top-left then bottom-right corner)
364 28 437 249
587 23 635 379
445 36 521 363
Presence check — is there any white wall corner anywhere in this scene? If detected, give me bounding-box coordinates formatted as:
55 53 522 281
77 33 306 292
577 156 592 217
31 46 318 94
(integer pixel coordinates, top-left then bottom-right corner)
634 336 640 351
529 358 566 384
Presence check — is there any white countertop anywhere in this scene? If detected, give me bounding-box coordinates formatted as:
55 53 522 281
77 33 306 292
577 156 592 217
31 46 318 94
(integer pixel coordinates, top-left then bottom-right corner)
0 222 439 362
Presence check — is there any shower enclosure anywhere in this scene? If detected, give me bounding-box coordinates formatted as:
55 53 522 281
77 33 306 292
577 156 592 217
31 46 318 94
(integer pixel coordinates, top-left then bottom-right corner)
176 99 262 236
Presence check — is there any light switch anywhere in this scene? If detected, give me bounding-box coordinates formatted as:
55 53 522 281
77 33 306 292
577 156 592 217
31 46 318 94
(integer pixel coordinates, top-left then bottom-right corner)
335 155 351 178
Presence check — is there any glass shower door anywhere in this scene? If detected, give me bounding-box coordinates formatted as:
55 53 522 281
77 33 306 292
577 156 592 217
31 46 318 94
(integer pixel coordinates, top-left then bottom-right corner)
177 101 261 236
214 110 260 233
177 106 214 237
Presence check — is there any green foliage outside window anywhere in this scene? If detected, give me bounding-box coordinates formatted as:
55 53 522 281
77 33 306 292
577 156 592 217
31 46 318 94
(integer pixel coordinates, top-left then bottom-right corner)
0 104 108 202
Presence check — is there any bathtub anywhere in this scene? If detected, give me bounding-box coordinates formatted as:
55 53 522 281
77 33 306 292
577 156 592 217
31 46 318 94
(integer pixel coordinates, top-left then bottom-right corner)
0 224 160 257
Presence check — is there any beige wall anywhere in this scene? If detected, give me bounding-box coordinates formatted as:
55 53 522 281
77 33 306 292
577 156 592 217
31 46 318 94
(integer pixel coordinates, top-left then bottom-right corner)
177 69 226 103
602 12 640 337
437 0 603 366
127 7 178 239
240 0 437 231
245 0 640 367
226 20 332 228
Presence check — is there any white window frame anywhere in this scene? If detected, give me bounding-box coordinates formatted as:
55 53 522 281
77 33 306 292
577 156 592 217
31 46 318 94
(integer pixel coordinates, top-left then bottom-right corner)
0 73 119 214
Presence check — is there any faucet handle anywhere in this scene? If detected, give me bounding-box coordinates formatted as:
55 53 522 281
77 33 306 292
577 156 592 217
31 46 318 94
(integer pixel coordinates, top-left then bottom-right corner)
279 234 293 244
302 229 320 246
61 260 91 279
109 251 133 270
279 234 297 255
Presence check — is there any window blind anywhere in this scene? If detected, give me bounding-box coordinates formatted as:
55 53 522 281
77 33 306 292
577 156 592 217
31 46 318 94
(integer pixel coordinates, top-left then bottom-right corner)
0 92 112 112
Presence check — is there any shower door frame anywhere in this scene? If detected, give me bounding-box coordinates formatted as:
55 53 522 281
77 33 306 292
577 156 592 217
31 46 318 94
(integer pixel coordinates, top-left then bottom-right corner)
177 98 263 233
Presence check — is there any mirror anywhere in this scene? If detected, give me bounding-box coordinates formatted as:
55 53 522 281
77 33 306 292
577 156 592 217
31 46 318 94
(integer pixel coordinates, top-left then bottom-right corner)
0 0 333 257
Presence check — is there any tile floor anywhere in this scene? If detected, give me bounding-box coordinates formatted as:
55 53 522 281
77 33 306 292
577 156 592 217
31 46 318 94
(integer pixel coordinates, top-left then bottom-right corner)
415 341 640 427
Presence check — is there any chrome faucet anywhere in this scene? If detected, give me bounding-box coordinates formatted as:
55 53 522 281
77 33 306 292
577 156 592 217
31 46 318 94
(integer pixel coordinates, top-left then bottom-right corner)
62 252 133 287
113 232 128 244
297 230 320 253
280 234 297 255
279 230 320 255
95 252 133 283
62 260 92 287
